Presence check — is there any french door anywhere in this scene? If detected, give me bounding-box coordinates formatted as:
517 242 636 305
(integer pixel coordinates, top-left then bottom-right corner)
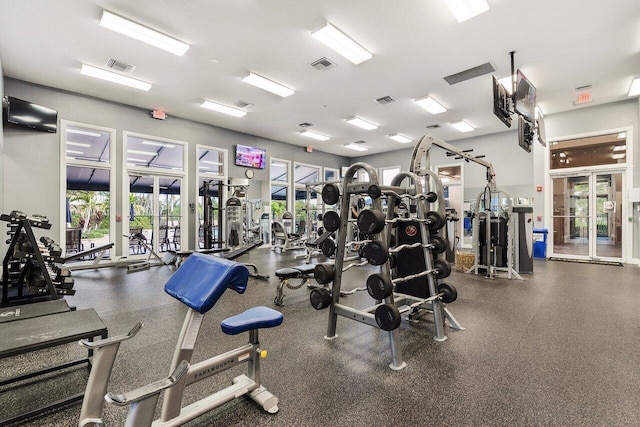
126 173 183 255
551 170 624 261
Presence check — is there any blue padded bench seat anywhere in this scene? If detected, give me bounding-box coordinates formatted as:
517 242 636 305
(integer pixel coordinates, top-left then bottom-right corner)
165 253 249 314
221 306 284 335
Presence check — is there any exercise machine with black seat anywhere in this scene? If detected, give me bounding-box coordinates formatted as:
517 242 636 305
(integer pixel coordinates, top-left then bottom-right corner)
77 253 283 427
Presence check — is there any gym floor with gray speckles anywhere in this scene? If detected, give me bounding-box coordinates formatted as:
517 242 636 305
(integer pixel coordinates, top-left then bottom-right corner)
1 247 639 426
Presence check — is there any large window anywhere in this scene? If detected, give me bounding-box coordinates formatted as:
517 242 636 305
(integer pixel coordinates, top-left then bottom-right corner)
549 132 628 169
196 146 227 249
61 121 115 259
294 162 320 235
270 158 290 221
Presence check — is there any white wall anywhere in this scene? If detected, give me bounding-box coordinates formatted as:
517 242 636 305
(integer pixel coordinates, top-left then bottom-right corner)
2 78 350 255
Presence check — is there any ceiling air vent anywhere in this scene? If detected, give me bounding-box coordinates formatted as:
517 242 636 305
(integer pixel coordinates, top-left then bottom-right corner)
233 100 253 109
426 124 440 129
310 57 337 71
105 58 136 74
298 122 313 128
375 95 397 105
444 62 495 85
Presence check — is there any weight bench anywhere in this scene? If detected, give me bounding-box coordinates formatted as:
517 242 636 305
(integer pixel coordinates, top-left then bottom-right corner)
0 300 107 425
78 253 283 427
274 264 318 306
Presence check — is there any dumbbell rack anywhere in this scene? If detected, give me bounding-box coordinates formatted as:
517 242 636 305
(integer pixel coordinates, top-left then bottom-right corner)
1 212 73 304
313 163 463 370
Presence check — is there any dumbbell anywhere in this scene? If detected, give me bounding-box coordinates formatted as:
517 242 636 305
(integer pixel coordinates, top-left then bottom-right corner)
314 263 335 284
310 288 332 310
374 283 458 331
357 209 385 235
425 191 438 203
321 183 341 205
40 236 56 247
362 239 449 267
319 238 336 257
322 211 341 232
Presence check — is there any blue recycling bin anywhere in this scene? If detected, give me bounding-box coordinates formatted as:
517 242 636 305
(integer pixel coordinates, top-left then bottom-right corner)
533 228 548 259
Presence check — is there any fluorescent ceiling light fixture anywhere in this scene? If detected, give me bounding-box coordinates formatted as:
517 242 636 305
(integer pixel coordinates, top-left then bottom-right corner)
450 120 474 133
617 132 627 139
388 133 412 144
67 129 101 137
344 143 368 152
346 116 378 130
127 149 157 156
201 160 223 165
66 150 84 155
241 72 294 97
612 153 626 160
300 130 330 141
415 96 447 114
200 100 247 117
80 64 152 91
628 77 640 97
613 145 626 152
141 140 175 148
311 23 372 65
444 0 490 23
127 158 149 163
100 10 189 56
66 141 91 148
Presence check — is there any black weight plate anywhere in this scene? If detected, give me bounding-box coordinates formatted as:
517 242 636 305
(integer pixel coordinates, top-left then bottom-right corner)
366 273 393 300
426 191 438 203
357 209 385 235
426 211 445 232
321 184 341 205
314 263 336 284
368 184 382 199
374 304 402 331
433 259 451 279
319 238 336 257
323 211 341 232
430 235 446 255
437 283 457 303
310 288 332 310
388 254 398 269
364 240 389 266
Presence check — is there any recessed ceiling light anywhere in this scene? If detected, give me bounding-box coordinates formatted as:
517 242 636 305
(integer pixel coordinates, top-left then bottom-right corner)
141 140 176 148
300 130 330 141
451 120 474 132
66 150 84 155
388 133 412 143
99 10 189 56
311 22 372 65
617 132 627 139
66 141 91 148
80 64 152 91
612 153 626 160
613 145 626 152
443 0 490 23
127 149 158 156
200 100 247 117
415 96 447 114
345 143 368 151
241 72 294 97
346 116 378 130
628 77 640 97
67 129 101 137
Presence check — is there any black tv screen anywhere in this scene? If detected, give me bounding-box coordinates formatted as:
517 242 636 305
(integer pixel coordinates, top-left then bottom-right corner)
514 70 536 123
3 96 58 133
235 144 266 169
518 115 533 153
492 76 512 128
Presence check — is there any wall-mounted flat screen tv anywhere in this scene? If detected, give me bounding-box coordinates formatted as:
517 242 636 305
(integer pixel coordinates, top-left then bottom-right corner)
492 76 512 128
518 115 533 153
514 70 536 123
235 144 266 169
3 96 58 133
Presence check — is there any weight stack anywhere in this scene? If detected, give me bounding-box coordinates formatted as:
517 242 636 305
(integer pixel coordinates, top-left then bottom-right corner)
393 220 429 298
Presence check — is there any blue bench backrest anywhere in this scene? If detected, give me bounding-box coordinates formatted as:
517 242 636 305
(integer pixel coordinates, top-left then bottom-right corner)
164 253 250 314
